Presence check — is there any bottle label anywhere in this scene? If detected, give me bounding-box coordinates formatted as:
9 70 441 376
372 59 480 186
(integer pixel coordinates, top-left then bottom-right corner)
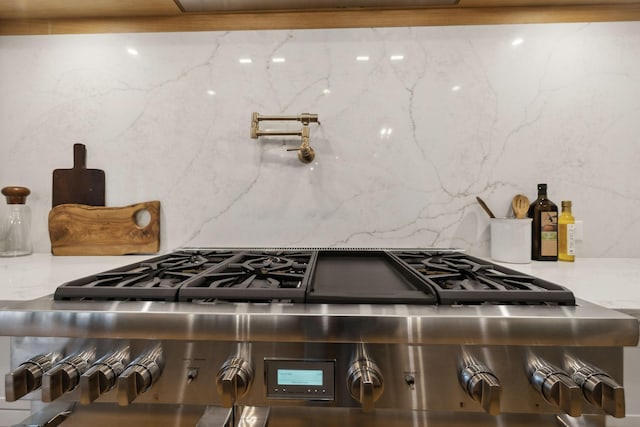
567 223 576 255
540 211 558 257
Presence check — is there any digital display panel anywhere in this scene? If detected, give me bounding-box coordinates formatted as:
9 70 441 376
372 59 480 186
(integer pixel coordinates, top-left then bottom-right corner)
265 359 335 400
277 369 324 386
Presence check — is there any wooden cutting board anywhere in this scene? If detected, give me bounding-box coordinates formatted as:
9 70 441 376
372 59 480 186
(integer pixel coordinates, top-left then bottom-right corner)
48 201 160 256
52 143 106 207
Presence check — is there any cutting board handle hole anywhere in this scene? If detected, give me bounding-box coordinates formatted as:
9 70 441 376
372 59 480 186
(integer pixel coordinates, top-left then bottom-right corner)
135 208 152 228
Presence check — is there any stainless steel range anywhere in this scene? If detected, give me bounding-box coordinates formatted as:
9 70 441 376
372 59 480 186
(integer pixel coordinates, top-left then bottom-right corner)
1 248 638 427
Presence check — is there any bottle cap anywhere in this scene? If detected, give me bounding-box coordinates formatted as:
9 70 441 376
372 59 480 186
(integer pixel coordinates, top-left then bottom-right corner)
1 186 31 204
562 200 572 208
537 183 547 190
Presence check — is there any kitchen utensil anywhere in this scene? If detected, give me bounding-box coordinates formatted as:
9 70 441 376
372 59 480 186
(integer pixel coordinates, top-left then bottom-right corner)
475 196 496 218
512 194 530 219
48 201 160 255
52 143 105 208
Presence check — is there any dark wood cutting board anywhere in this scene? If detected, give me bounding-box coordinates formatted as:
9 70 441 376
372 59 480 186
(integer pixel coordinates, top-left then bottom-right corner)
48 201 160 255
52 143 105 207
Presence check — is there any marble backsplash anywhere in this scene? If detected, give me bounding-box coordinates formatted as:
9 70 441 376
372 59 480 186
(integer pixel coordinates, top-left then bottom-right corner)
1 21 639 257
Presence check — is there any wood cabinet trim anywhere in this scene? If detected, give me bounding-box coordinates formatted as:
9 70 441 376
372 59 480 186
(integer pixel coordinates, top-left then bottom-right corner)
2 5 640 35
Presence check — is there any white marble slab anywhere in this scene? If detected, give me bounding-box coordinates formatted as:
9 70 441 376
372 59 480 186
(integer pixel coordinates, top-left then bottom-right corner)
1 22 639 257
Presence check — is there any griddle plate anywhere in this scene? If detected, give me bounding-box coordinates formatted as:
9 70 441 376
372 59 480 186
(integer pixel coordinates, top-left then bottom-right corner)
306 251 437 304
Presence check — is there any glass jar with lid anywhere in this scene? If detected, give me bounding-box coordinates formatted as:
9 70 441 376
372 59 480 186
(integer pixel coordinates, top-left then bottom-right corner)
0 186 32 257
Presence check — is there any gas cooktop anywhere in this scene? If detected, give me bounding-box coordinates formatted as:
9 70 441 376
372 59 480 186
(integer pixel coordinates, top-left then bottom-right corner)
53 248 575 306
6 249 639 427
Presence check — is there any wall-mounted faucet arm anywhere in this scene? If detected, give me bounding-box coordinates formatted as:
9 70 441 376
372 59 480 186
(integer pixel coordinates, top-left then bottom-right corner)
254 129 303 137
253 112 319 126
251 112 319 163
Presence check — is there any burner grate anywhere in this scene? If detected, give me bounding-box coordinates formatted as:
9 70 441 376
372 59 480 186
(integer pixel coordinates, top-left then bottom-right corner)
53 250 242 301
178 251 315 302
391 251 576 305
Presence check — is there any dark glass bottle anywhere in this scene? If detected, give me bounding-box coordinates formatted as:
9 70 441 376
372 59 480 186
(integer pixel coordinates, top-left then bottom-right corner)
527 184 558 261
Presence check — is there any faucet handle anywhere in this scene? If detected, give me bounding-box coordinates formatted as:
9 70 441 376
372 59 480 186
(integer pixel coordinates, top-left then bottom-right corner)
286 146 315 163
285 126 315 163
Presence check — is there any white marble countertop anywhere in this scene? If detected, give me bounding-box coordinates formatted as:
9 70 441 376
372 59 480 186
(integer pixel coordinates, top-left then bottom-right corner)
1 254 639 311
0 253 152 302
493 258 640 311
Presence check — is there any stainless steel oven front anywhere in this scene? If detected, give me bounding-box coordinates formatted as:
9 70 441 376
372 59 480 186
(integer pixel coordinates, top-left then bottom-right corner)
2 297 638 427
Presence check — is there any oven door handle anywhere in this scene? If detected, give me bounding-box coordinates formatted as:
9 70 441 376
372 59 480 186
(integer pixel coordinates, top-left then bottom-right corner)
12 401 74 427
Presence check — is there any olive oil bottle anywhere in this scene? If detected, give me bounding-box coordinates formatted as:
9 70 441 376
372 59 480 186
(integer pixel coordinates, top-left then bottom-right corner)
527 184 558 261
558 201 576 262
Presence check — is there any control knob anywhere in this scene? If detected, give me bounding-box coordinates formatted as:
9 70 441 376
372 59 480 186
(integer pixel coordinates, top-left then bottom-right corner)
564 356 625 418
216 356 254 408
118 343 164 406
528 355 582 417
79 346 130 404
347 357 384 412
5 352 61 401
458 355 501 416
42 347 96 402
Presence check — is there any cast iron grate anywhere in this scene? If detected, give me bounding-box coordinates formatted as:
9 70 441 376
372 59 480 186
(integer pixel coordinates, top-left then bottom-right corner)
178 251 315 302
53 250 242 301
390 251 576 305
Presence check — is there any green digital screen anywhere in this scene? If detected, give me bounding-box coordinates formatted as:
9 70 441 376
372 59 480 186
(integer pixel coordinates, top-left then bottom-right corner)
277 369 323 386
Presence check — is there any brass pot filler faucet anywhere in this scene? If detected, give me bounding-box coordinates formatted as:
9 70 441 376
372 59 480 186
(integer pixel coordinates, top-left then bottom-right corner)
251 112 320 163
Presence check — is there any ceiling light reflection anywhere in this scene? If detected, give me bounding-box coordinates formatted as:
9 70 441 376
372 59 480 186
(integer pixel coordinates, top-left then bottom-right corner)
390 55 404 61
451 85 461 92
379 128 393 138
206 90 216 96
323 89 331 95
239 58 253 64
272 57 285 63
126 47 139 56
356 56 370 62
512 38 524 46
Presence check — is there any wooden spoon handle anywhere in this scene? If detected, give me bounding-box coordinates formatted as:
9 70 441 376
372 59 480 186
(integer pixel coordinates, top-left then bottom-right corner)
476 196 496 218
